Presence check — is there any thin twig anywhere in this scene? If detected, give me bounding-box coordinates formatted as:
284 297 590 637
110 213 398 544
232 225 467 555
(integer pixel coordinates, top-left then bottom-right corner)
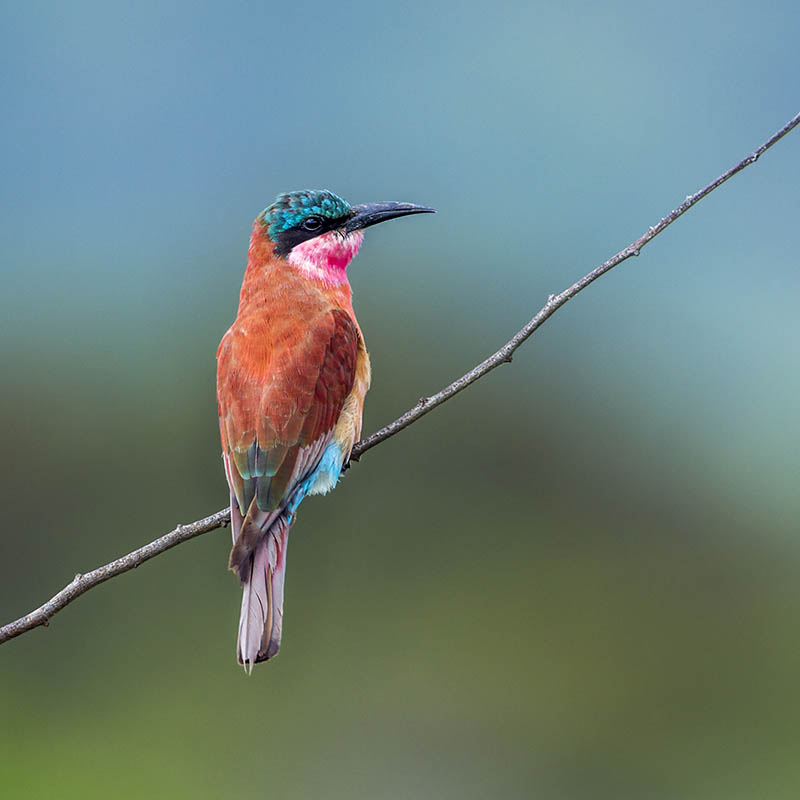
350 110 800 460
0 510 231 644
1 110 798 647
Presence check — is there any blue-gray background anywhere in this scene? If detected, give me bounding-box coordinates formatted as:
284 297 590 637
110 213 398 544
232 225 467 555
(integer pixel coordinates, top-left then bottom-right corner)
2 2 799 798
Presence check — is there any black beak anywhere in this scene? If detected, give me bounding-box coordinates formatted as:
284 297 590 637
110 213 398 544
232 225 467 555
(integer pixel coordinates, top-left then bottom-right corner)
344 201 436 234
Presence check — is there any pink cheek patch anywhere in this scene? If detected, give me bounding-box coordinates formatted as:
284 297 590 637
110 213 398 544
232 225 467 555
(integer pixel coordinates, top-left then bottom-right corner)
288 231 364 285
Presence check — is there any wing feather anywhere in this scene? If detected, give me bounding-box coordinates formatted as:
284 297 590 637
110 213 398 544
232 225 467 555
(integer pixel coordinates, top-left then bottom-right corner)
217 306 359 572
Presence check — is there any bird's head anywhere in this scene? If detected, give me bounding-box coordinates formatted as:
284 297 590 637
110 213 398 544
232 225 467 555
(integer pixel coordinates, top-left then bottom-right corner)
259 189 434 284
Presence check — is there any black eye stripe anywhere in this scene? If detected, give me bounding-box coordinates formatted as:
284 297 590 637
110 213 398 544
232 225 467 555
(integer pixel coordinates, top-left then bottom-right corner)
273 213 351 257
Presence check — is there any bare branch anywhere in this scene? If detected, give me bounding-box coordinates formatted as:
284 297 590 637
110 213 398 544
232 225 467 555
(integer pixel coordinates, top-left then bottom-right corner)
350 110 800 460
2 110 798 647
0 510 231 644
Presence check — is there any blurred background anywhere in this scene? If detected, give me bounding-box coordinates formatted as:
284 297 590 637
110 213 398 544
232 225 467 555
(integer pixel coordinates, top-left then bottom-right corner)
2 2 799 798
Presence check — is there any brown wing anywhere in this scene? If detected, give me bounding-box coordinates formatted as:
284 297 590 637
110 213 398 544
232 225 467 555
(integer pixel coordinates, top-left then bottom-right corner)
217 306 359 521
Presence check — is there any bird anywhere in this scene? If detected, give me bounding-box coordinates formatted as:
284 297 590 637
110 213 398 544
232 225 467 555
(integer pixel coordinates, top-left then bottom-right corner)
216 189 434 669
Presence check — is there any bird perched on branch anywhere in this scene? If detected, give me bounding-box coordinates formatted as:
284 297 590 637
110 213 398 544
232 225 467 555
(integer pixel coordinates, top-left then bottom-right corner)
216 190 434 669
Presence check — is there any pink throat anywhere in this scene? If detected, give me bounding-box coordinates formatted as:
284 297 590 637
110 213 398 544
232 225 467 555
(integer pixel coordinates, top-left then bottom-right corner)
286 230 364 285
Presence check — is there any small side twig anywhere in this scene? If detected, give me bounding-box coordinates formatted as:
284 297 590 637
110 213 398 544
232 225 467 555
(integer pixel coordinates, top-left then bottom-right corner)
1 110 798 647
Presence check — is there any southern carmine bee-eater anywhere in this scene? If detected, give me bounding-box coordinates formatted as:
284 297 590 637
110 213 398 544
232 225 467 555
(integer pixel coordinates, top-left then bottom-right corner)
216 190 434 669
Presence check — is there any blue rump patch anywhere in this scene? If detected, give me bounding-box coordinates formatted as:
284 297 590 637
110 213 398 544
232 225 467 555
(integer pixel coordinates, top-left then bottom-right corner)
285 442 344 522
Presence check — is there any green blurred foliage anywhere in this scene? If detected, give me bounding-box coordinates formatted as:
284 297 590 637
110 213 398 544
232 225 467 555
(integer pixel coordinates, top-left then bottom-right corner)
2 1 800 798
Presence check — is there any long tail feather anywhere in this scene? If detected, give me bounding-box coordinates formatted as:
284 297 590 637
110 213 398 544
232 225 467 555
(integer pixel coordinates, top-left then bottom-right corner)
236 516 290 670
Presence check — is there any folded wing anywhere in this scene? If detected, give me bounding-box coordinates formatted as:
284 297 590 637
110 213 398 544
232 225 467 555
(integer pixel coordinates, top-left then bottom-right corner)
217 306 359 572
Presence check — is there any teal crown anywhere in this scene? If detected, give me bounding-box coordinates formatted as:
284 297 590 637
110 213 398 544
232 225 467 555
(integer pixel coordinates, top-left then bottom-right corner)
262 190 351 241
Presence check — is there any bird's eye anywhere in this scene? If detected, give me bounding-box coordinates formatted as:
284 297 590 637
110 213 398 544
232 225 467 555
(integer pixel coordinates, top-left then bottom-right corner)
302 216 323 232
